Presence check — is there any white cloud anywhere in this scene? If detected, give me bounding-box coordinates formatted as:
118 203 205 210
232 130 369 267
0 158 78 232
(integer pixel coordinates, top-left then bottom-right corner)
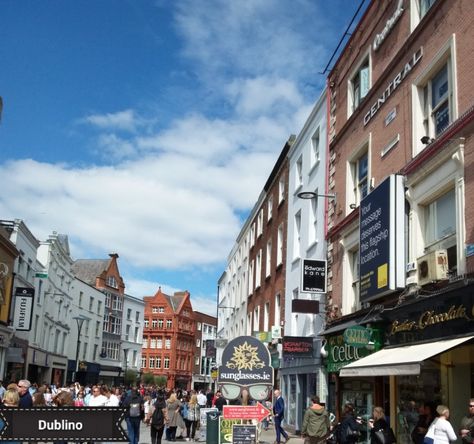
84 109 140 132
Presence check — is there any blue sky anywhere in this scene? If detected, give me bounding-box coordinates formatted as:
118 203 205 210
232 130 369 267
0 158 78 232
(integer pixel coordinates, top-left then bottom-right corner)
0 0 367 315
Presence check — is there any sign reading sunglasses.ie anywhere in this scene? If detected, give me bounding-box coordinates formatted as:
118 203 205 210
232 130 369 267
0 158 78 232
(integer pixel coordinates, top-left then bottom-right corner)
0 407 127 441
217 336 274 401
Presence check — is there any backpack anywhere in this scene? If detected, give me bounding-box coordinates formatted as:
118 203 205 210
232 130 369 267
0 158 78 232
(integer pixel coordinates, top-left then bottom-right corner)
129 402 141 417
151 406 165 429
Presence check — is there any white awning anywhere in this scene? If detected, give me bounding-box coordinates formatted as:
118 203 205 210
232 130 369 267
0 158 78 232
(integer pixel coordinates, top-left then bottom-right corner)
339 336 473 377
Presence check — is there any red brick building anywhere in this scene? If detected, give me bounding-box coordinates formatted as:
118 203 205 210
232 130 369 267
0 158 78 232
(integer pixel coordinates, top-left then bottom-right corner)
142 288 195 390
323 0 474 431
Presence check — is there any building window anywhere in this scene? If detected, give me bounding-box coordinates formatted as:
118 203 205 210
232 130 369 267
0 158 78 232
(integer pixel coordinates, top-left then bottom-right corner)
142 338 148 348
310 129 320 168
197 322 201 331
349 56 370 114
166 319 172 329
267 196 273 222
98 301 102 314
156 357 161 369
412 0 438 26
159 306 164 313
106 276 118 289
152 307 158 314
350 149 369 207
274 293 281 327
144 319 149 328
157 338 163 348
165 338 171 349
257 210 263 237
423 188 457 272
277 224 284 265
255 249 262 288
150 338 156 348
265 240 272 277
127 309 132 320
149 357 155 369
295 156 303 190
158 319 164 329
309 193 318 245
79 292 83 308
196 339 201 347
253 306 260 332
151 319 157 329
248 260 255 295
293 211 302 260
89 297 94 311
278 177 285 204
350 248 360 312
164 357 170 369
250 223 256 248
423 64 451 137
264 302 270 332
141 357 147 368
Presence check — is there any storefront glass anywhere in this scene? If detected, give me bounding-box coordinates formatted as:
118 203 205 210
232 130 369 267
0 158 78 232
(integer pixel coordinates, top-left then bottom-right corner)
396 343 474 443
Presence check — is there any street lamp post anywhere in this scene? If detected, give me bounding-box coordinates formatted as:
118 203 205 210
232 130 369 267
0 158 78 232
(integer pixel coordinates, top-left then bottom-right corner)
72 315 89 383
123 348 129 379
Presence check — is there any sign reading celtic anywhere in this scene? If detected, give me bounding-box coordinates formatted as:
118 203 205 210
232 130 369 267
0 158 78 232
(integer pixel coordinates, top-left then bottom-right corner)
217 336 274 402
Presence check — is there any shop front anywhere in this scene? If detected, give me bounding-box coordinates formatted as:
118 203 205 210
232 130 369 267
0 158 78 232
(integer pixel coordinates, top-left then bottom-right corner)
325 323 386 433
339 282 474 441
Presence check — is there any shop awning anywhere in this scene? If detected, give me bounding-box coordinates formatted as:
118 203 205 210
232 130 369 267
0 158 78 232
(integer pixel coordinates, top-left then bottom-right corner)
339 335 473 377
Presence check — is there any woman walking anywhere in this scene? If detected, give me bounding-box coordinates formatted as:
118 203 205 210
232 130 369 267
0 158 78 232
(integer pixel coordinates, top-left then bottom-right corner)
166 393 185 442
185 394 201 441
369 406 395 444
432 405 457 444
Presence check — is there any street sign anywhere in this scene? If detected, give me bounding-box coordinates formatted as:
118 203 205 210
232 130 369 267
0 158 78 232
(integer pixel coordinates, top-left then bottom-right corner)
222 402 271 421
35 272 48 278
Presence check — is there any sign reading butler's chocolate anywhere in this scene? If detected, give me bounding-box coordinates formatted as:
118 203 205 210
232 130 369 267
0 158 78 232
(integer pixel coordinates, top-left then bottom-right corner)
384 283 474 346
282 336 313 358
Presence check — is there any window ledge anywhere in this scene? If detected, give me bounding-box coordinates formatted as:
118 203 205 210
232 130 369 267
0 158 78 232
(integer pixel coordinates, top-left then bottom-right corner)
306 240 318 252
308 159 320 176
291 256 301 265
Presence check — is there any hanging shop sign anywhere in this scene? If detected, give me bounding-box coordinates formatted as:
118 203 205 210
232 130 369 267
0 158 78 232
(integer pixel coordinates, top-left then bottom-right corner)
359 174 405 302
301 259 327 293
373 0 404 51
12 287 34 331
217 336 273 400
282 336 313 358
384 284 474 346
327 333 379 373
343 326 372 347
363 48 423 126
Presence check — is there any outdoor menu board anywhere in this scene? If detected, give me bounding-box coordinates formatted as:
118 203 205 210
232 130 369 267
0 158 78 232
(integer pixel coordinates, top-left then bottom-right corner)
232 424 257 444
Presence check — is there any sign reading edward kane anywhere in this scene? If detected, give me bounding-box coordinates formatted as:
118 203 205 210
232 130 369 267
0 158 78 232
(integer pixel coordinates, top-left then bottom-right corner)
0 407 127 441
217 336 273 386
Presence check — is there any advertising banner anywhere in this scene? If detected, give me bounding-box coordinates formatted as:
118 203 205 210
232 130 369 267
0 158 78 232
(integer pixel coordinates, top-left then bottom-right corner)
359 174 404 302
12 287 34 331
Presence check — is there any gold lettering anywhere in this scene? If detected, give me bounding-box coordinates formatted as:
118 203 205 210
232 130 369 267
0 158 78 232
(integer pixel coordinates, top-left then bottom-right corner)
418 305 469 329
390 320 416 335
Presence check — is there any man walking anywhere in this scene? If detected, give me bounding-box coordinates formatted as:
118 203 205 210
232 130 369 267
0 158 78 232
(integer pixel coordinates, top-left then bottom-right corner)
460 398 474 444
273 389 290 444
17 379 33 407
302 395 330 444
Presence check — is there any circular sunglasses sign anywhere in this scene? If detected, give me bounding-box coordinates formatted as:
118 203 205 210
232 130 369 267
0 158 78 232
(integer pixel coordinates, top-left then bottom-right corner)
217 336 274 401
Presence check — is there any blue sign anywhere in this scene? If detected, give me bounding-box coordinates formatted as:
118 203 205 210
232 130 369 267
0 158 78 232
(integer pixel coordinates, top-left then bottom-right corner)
359 175 404 302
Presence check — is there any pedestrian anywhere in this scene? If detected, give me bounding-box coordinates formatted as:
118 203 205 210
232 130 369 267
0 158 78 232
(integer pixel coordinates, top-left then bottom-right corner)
185 394 200 441
197 390 207 408
273 389 290 444
121 388 144 444
32 392 46 406
431 405 457 444
88 385 108 406
165 393 185 442
17 380 33 408
0 381 5 401
460 398 474 444
368 406 396 444
0 389 21 444
302 395 330 444
146 391 168 444
213 390 227 413
337 403 361 444
412 402 436 444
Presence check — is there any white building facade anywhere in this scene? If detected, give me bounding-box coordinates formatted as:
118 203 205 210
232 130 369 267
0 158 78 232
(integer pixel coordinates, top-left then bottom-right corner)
282 90 328 432
122 293 144 377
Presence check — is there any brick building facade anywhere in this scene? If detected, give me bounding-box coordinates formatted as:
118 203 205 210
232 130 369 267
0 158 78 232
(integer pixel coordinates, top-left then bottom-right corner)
142 288 195 390
322 0 474 433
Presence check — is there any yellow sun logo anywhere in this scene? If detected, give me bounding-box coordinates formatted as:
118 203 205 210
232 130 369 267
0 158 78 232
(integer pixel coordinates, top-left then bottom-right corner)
226 341 264 370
